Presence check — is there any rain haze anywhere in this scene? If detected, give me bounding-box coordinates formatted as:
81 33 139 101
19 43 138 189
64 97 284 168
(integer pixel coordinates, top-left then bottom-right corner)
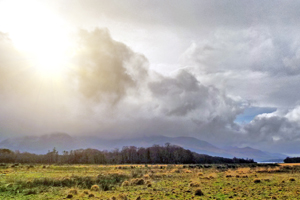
1 0 300 155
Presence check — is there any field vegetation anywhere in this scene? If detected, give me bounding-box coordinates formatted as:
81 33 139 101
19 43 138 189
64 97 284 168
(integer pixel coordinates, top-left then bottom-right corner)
1 163 300 199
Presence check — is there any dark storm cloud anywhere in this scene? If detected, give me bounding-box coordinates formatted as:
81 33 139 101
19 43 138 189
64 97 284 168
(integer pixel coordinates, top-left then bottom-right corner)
148 70 242 120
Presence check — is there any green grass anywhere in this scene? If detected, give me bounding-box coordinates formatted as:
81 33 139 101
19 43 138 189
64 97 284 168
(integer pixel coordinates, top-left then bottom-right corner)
0 164 300 199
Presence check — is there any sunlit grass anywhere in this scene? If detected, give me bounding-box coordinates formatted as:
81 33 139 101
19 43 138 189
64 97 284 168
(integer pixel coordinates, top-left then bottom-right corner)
0 163 300 199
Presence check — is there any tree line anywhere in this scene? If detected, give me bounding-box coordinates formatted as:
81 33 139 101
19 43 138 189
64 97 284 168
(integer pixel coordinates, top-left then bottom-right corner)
284 157 300 163
0 143 255 164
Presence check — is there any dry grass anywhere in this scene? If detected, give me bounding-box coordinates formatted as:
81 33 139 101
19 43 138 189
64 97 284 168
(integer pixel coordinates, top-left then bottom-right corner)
68 189 78 195
2 163 300 199
170 168 180 173
208 173 217 179
143 174 150 179
197 172 203 176
236 167 251 174
280 163 300 166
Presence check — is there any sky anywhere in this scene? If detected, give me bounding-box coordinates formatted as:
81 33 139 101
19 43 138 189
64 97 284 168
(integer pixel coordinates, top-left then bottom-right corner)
1 0 300 154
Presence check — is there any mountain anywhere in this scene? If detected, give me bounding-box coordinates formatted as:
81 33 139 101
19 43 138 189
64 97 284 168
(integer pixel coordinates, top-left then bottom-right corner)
224 146 284 162
0 133 79 154
0 133 287 161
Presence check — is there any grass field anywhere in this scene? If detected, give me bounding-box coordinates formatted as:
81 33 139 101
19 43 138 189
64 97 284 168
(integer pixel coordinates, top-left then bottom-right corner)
0 163 299 199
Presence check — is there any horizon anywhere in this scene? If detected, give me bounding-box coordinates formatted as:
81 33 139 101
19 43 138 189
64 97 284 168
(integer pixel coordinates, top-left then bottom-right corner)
1 1 300 155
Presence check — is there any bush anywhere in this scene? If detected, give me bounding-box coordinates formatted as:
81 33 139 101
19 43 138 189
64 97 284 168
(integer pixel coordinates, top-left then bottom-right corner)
118 194 127 200
254 179 261 183
122 181 130 187
195 188 204 196
143 174 150 179
289 177 296 182
197 172 203 176
91 185 100 191
189 182 200 187
88 193 95 197
69 189 78 195
131 178 145 185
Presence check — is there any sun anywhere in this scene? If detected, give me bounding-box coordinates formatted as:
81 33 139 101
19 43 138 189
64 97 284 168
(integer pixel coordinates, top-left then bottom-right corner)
0 0 71 77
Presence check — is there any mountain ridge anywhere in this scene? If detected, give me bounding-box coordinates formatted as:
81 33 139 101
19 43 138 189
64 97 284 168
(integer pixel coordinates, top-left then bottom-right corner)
0 133 287 161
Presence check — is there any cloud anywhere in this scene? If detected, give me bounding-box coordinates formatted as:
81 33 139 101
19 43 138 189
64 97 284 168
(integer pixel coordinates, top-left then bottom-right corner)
71 28 149 104
148 70 242 122
0 32 23 90
65 28 245 143
283 48 300 75
180 27 294 76
236 106 300 153
1 22 300 154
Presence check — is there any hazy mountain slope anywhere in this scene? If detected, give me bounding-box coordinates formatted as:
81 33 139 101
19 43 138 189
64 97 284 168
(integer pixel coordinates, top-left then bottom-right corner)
0 133 287 161
0 133 79 154
224 147 286 162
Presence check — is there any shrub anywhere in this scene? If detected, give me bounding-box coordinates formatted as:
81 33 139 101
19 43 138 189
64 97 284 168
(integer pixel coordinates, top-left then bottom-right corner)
5 183 13 188
131 178 145 185
61 177 72 187
118 194 127 200
91 185 100 191
83 190 89 194
23 189 37 195
131 169 144 178
253 179 261 183
289 177 296 182
143 174 150 179
195 188 204 196
122 181 130 187
88 193 95 197
197 172 203 176
26 181 33 187
69 189 78 195
189 182 200 187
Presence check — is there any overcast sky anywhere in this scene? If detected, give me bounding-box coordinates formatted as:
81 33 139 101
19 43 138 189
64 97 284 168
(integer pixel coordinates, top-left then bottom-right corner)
1 0 300 154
